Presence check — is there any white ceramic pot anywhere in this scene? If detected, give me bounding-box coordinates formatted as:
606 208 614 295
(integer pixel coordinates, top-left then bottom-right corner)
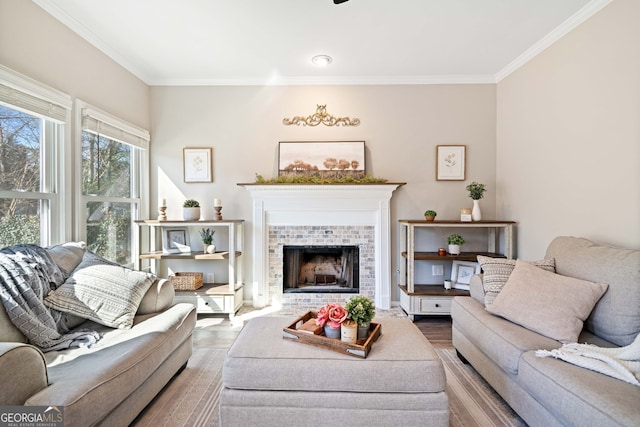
183 207 201 221
448 244 461 255
206 244 216 254
472 200 482 221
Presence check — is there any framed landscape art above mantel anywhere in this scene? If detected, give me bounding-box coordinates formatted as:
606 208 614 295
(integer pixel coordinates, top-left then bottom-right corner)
278 141 365 179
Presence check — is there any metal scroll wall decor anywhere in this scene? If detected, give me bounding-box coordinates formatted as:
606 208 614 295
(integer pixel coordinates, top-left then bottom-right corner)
283 104 360 127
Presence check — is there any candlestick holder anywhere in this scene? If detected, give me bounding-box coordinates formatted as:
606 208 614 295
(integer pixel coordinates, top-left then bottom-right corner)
214 206 223 220
158 206 167 221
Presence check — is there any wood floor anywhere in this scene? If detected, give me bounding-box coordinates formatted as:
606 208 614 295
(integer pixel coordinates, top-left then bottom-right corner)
413 315 453 349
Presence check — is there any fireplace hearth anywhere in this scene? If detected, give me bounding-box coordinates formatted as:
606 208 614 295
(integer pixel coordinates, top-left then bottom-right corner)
283 245 359 293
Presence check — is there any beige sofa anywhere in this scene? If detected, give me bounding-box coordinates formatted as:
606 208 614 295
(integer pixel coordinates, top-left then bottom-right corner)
451 236 640 427
0 243 196 426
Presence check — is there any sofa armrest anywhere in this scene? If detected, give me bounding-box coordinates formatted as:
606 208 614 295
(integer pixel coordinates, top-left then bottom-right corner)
0 343 48 405
137 278 176 315
469 274 485 305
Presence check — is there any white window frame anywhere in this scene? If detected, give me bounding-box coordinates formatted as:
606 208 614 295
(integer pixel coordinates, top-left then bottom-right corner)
0 65 72 245
74 100 149 264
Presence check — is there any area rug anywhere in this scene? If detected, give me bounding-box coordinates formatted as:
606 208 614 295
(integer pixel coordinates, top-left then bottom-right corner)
133 347 526 427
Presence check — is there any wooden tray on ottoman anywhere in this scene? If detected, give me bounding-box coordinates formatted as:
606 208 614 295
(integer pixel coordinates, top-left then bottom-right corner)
283 310 382 359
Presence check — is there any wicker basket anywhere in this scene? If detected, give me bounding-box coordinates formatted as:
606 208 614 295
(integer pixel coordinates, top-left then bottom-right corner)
169 272 203 290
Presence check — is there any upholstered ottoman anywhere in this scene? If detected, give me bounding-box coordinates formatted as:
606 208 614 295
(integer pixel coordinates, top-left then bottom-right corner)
220 316 448 427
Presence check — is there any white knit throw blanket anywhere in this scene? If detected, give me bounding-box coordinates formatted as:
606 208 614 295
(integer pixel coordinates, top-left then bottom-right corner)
536 334 640 387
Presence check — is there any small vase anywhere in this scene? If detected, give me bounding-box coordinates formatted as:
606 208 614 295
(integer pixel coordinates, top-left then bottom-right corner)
183 207 201 221
206 244 216 254
324 325 341 339
357 322 370 340
472 200 482 221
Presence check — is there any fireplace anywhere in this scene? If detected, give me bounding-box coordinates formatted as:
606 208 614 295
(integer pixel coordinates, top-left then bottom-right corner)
283 245 359 293
242 183 403 310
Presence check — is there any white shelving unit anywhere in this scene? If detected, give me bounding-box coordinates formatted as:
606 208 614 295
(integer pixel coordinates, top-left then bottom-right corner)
398 220 515 320
135 219 244 316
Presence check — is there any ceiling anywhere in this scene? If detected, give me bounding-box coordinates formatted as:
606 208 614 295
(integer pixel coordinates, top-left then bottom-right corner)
34 0 609 86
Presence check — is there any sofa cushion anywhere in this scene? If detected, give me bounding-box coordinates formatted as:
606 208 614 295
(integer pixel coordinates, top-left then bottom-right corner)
136 278 175 315
44 251 155 329
519 350 640 427
45 242 86 278
477 255 555 306
486 261 608 343
545 236 640 347
451 297 560 374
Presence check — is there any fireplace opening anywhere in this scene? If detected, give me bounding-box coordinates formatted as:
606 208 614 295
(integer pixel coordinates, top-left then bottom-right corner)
283 245 359 293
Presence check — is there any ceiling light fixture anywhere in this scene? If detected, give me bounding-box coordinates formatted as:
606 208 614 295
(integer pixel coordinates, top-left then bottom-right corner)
311 55 332 66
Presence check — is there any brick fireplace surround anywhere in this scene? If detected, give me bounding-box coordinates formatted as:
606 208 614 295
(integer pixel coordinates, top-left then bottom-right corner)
243 184 402 311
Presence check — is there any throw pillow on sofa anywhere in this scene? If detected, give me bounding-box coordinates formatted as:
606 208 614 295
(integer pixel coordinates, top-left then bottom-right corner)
44 251 156 329
477 255 556 306
486 260 608 343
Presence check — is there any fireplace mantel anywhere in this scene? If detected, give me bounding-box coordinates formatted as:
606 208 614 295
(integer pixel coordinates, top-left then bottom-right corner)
241 183 404 309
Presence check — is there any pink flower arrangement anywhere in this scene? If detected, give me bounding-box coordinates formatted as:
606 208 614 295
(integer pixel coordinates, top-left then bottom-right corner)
315 303 348 329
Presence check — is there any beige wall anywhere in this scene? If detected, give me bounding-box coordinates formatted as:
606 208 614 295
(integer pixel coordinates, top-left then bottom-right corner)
0 0 149 130
497 0 640 258
150 84 497 290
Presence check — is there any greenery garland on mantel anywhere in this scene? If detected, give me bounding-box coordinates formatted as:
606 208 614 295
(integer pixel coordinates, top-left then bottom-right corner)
247 173 398 185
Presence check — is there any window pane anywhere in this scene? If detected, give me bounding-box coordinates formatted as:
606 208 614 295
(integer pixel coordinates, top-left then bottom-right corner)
0 198 41 247
81 131 131 197
86 201 132 265
0 104 41 192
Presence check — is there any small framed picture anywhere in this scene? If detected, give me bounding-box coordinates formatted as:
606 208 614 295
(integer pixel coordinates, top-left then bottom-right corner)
436 145 466 181
451 260 480 289
162 227 191 253
183 147 213 183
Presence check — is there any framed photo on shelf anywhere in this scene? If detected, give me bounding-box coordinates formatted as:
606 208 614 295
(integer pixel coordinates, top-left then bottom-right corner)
436 145 466 181
451 260 480 290
162 227 191 253
183 147 213 183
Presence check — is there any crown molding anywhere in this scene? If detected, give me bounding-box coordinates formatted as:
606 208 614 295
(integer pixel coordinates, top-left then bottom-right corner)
495 0 613 82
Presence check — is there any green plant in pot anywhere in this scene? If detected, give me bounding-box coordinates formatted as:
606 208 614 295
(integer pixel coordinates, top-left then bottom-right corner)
199 228 215 253
424 210 437 221
345 295 376 340
183 199 201 221
465 181 486 221
446 233 465 255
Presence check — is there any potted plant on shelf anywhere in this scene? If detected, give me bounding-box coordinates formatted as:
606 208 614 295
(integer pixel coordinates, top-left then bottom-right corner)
424 210 437 221
199 228 215 253
315 303 348 339
447 233 465 255
183 199 201 221
345 295 376 340
465 181 486 221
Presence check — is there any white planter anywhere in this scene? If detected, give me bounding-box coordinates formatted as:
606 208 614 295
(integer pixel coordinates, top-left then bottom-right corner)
448 244 461 255
183 207 201 221
472 200 482 221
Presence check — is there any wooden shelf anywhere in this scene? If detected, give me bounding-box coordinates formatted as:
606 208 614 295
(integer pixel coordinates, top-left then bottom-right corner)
401 251 505 261
139 251 242 260
398 284 469 297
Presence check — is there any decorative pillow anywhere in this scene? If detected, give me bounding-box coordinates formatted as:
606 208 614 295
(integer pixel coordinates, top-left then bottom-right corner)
486 260 608 343
46 241 87 278
44 251 155 329
477 255 556 306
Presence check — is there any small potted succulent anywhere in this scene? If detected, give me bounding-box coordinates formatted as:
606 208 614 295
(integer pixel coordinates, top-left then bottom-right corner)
182 199 201 221
345 295 376 339
446 233 465 255
199 228 215 253
466 182 486 221
424 210 437 221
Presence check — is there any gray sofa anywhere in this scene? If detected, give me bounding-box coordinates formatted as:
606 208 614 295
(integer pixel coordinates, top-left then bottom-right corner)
451 236 640 427
0 242 197 426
